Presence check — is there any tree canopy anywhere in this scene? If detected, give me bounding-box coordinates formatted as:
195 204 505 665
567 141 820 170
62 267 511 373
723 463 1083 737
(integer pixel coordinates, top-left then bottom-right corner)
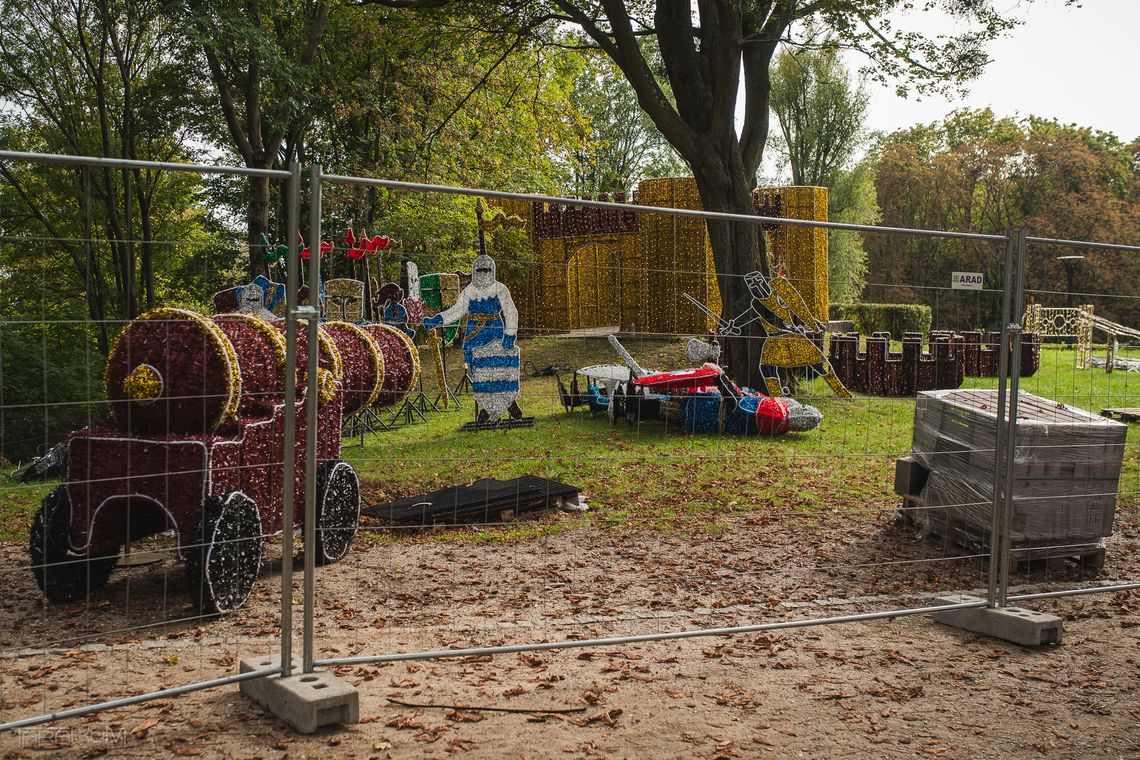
361 0 1075 385
770 42 868 188
868 109 1140 329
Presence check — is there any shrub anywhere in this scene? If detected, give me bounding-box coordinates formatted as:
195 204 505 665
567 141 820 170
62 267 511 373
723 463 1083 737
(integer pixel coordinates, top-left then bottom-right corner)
1 323 104 463
829 303 932 339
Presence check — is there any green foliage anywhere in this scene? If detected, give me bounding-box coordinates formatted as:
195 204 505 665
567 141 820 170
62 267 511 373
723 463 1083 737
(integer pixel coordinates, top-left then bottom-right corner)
0 0 231 327
827 160 878 303
769 42 869 188
293 8 584 275
0 321 104 463
568 49 687 195
868 108 1140 329
829 303 932 339
766 41 872 303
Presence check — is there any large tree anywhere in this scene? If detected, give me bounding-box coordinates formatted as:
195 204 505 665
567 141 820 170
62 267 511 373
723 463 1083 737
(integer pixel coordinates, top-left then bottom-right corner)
363 0 1039 386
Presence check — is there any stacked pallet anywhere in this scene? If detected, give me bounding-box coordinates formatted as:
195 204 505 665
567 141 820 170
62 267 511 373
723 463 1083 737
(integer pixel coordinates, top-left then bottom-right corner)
900 389 1126 561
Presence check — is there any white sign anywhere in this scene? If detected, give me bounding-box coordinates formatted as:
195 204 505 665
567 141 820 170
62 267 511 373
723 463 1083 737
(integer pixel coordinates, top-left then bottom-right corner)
951 271 983 290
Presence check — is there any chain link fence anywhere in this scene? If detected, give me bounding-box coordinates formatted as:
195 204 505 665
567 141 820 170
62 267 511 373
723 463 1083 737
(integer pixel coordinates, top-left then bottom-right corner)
0 153 1137 740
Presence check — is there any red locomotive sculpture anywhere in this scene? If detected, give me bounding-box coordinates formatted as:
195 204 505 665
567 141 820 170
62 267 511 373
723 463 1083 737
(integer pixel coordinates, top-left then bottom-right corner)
29 308 418 613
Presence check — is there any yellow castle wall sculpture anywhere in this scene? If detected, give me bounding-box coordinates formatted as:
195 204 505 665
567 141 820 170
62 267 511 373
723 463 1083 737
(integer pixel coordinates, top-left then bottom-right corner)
489 179 828 336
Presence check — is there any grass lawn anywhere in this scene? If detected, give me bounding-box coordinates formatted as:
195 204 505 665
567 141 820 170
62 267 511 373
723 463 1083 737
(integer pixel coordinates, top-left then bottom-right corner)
343 337 1140 541
2 338 1137 543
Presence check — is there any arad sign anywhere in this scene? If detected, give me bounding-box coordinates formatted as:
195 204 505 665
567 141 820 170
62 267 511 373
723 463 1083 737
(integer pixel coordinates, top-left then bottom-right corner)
951 271 984 290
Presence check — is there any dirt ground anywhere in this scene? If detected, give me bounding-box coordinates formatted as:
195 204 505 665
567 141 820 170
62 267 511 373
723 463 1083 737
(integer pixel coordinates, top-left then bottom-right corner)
1 509 1138 759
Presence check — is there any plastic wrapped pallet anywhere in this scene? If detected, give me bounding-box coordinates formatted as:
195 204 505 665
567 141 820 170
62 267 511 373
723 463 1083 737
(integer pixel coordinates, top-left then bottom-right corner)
907 389 1126 553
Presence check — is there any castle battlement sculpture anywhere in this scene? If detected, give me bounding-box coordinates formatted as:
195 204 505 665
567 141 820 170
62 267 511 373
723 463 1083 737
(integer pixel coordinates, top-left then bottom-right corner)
829 330 1041 397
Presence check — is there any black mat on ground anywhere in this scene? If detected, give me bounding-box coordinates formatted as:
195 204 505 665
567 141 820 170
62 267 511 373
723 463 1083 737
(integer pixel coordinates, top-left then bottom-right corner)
363 475 579 525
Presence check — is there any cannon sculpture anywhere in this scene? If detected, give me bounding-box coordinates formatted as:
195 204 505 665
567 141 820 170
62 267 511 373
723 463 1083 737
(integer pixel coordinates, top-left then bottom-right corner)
29 308 419 613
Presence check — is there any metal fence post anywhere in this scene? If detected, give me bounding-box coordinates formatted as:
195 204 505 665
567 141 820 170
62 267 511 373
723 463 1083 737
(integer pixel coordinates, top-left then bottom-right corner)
303 163 322 673
987 230 1016 607
998 229 1027 606
280 161 301 677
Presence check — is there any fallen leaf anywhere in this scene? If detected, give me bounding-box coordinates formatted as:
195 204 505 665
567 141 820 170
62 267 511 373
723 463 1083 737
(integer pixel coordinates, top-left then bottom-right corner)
168 744 202 757
446 710 485 723
130 716 160 737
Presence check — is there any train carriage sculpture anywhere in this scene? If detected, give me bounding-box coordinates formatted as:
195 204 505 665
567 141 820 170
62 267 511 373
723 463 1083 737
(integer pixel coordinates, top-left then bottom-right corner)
29 307 418 613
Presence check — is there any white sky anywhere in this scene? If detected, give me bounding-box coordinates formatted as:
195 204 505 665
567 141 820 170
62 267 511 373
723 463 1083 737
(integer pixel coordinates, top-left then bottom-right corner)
857 0 1139 141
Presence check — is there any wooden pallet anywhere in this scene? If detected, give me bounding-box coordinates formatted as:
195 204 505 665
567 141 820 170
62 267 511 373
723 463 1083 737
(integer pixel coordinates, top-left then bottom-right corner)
1008 543 1106 572
896 497 1106 573
1100 407 1140 423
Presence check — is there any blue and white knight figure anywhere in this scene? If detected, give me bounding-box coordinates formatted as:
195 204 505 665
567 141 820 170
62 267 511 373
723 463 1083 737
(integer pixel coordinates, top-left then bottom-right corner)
423 254 525 424
686 270 851 399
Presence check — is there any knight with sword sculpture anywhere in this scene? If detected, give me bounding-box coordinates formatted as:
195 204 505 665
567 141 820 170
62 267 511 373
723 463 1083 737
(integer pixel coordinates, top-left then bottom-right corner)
684 269 850 399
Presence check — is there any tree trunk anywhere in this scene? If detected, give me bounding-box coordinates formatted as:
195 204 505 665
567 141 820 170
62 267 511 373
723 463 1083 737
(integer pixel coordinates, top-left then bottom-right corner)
138 184 155 310
122 167 136 320
248 175 271 278
691 163 770 390
79 168 111 354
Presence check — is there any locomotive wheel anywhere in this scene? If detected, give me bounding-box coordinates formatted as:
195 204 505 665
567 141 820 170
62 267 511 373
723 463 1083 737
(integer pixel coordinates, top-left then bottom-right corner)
185 491 264 614
314 460 360 566
29 486 117 603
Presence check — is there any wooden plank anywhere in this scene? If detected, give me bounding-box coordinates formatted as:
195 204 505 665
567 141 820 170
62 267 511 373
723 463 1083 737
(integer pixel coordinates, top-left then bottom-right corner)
1100 407 1140 422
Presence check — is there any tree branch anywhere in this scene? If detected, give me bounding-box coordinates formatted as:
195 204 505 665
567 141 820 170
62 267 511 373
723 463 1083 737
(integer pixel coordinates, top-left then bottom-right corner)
419 33 525 153
0 163 90 282
200 46 255 163
857 14 949 78
567 0 699 160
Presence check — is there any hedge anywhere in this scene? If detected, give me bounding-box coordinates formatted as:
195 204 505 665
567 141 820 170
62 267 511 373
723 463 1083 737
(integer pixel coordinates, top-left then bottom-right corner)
829 303 932 340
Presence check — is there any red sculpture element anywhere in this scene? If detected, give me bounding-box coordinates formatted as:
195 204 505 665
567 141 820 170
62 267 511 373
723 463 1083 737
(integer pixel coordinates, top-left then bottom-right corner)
322 322 384 416
359 323 419 407
752 190 782 231
754 396 791 436
301 238 334 259
633 367 722 392
526 187 784 241
532 193 640 240
403 298 426 327
345 228 392 260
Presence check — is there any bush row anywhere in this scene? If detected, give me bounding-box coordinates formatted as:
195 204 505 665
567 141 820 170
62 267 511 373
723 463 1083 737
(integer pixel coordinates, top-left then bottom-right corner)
829 303 933 340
